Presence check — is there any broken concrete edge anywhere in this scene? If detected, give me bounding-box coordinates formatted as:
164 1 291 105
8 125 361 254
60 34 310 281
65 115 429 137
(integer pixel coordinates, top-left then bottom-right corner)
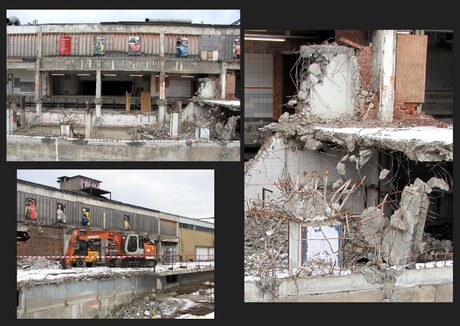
7 134 241 144
17 265 215 290
244 265 453 302
256 119 452 162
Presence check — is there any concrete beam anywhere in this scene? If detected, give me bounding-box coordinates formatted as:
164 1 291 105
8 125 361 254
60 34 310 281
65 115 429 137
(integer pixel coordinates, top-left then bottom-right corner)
8 24 239 35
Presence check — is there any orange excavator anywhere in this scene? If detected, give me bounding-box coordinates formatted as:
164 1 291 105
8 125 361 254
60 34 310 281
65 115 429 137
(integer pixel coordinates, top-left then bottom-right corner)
60 228 157 270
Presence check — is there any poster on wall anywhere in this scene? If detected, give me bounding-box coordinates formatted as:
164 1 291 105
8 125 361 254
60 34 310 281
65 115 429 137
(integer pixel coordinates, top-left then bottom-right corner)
128 36 141 55
25 198 37 221
233 38 240 59
82 207 90 226
124 215 130 230
59 35 71 56
93 35 105 55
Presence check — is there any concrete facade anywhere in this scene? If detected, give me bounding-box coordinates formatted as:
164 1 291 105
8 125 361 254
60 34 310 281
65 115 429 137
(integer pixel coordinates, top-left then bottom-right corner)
17 268 214 319
244 266 453 302
8 135 240 161
7 20 241 161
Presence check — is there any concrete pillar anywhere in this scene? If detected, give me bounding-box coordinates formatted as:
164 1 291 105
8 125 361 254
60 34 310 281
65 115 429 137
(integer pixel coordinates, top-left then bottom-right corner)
378 30 396 123
85 109 94 139
34 68 42 117
170 112 179 139
219 62 227 99
158 32 166 127
150 72 156 100
6 104 13 135
95 69 102 118
158 72 166 127
20 96 26 128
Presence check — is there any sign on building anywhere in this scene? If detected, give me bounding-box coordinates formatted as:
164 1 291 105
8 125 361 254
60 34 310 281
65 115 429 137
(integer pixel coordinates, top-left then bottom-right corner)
59 35 71 56
128 36 141 55
94 35 105 55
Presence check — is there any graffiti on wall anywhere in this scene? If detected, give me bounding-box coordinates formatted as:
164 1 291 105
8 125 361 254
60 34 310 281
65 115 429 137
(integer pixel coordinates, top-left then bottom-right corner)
82 207 90 226
56 203 66 225
124 214 130 230
128 36 141 55
94 35 105 55
25 198 37 221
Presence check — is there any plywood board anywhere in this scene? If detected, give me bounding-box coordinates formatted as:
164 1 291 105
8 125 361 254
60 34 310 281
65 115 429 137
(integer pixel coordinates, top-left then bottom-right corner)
125 91 131 112
140 92 151 112
225 74 236 99
395 34 428 103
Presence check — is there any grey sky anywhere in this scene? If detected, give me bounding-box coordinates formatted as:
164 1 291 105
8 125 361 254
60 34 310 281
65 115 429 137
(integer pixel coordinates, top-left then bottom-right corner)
6 9 240 25
17 169 214 220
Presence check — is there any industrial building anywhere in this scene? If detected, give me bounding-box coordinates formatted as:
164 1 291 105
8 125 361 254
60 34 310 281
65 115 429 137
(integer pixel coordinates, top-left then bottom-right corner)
7 16 241 161
17 175 214 262
244 30 453 302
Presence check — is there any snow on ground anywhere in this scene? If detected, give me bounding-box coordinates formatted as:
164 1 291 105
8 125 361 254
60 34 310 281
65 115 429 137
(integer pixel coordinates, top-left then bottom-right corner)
317 126 453 144
244 259 453 282
17 258 215 319
17 258 214 285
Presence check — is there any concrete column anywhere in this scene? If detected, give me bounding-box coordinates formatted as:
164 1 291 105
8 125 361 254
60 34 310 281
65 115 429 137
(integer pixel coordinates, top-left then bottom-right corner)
158 32 166 127
85 109 93 139
34 67 42 117
170 112 179 139
6 102 14 135
378 30 396 123
95 69 102 118
219 62 227 99
158 72 166 127
150 72 156 98
35 28 43 119
159 32 165 57
20 96 26 128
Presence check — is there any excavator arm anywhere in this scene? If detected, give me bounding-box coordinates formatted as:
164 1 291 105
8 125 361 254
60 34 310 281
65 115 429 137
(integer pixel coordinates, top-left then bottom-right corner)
60 229 125 269
60 228 80 269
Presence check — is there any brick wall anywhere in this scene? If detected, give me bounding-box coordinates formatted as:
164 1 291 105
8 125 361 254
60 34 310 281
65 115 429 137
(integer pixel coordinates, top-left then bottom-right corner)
179 228 214 260
17 224 64 257
335 30 368 46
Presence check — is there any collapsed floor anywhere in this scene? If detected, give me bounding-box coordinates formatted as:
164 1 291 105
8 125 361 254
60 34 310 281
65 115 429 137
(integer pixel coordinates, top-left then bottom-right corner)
244 111 453 280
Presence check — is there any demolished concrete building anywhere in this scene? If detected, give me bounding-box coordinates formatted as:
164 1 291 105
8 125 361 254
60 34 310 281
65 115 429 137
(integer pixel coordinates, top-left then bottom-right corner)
244 30 453 302
6 16 240 161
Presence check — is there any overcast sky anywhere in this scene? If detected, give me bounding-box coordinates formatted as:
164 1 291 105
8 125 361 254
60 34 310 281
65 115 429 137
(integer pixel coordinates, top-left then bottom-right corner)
6 9 240 25
17 169 214 220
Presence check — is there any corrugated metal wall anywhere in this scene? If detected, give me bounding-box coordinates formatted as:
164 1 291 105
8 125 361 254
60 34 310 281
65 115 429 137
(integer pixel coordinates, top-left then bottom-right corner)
17 191 160 235
38 33 161 57
7 34 37 58
165 34 200 55
160 219 177 236
7 32 239 59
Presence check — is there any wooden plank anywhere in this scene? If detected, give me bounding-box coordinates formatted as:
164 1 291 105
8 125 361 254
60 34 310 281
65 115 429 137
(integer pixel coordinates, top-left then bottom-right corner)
140 92 152 112
395 34 428 103
225 74 236 99
125 91 131 112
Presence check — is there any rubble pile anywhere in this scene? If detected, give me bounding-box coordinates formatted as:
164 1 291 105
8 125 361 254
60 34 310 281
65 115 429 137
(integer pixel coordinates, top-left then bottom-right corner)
17 257 61 270
127 125 170 140
105 282 214 319
244 216 289 277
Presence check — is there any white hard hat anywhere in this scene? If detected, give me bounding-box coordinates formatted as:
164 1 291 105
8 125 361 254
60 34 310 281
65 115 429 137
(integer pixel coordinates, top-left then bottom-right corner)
181 37 188 42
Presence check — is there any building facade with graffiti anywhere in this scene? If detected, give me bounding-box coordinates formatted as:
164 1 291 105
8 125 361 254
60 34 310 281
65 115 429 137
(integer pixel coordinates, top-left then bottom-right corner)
17 176 213 261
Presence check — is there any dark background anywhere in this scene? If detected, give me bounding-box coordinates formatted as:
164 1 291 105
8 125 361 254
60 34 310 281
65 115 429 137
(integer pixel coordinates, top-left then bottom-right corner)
3 0 458 323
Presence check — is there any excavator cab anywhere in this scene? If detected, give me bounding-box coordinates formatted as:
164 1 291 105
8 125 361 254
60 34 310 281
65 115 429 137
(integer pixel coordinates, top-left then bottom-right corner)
70 240 100 267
